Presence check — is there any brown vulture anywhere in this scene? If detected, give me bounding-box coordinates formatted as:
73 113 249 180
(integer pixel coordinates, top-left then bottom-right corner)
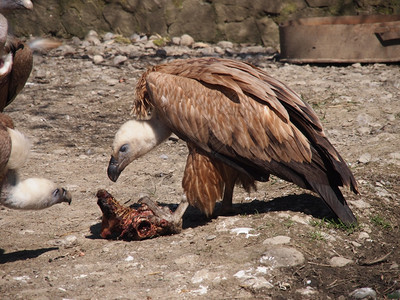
108 57 358 227
0 0 33 111
0 113 72 209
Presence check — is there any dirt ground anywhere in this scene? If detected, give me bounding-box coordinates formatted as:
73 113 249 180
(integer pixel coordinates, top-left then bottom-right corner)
0 40 399 299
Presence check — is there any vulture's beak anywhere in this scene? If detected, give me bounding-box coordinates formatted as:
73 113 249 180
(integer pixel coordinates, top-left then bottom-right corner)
63 189 72 205
107 156 121 182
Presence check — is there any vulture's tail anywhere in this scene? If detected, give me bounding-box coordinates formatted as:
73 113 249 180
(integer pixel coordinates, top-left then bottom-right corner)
308 181 357 226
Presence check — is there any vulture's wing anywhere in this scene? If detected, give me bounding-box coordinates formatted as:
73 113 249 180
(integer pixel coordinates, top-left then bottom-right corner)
144 58 358 224
4 36 33 107
0 122 11 179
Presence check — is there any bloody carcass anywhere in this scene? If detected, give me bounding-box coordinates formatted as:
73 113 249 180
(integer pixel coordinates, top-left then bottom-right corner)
96 189 180 241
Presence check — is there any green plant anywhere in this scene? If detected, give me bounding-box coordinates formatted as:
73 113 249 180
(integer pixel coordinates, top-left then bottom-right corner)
309 230 325 241
370 215 392 229
309 218 359 234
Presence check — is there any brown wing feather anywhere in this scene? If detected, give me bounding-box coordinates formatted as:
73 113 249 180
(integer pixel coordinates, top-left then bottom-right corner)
0 37 33 111
146 71 311 165
6 37 33 108
0 114 12 182
140 58 358 224
182 143 224 216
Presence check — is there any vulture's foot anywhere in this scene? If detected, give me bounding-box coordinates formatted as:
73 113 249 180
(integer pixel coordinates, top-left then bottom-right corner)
96 189 183 241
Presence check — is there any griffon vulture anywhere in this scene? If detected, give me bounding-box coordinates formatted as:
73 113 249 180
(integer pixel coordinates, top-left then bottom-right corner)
0 113 72 209
0 0 33 111
108 57 358 226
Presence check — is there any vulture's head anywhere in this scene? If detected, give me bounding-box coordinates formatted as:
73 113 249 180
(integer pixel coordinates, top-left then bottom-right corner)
108 118 172 182
2 177 72 210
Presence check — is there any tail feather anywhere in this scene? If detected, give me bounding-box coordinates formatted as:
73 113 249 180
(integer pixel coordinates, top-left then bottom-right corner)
309 182 357 225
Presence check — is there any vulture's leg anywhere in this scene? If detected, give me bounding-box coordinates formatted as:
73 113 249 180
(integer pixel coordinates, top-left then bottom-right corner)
139 195 189 231
220 174 237 215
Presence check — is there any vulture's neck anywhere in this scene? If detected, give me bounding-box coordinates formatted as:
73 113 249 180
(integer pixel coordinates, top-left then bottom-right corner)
0 173 55 210
126 114 172 157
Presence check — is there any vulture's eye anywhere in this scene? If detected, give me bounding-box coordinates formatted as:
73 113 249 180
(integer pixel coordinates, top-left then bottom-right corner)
119 144 128 153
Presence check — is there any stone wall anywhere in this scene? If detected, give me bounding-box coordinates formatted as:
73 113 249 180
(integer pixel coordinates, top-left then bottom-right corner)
5 0 400 48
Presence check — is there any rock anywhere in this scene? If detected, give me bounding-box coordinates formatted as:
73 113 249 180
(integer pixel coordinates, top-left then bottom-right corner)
171 36 181 45
49 235 78 249
260 247 305 267
233 268 274 290
113 55 128 65
85 35 101 46
357 127 370 135
357 232 370 240
358 153 371 164
180 34 194 47
262 235 291 245
296 287 318 296
329 256 354 267
349 200 371 209
192 269 210 283
103 32 115 41
349 287 377 299
205 235 216 241
217 41 233 48
196 47 215 56
92 55 104 64
106 78 119 86
240 45 266 54
242 277 274 290
193 42 209 48
57 44 75 56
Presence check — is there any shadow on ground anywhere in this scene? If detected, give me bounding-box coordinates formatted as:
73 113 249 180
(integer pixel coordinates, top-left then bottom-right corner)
0 247 59 264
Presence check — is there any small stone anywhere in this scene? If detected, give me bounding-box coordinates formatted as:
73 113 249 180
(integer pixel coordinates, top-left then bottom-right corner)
358 153 371 164
57 44 75 56
349 200 371 209
358 232 370 240
50 235 78 249
107 78 119 86
357 127 371 135
260 247 305 267
92 55 104 64
171 36 181 45
351 241 362 247
113 55 128 65
217 41 233 48
243 277 274 290
206 235 216 241
103 32 115 41
263 235 291 245
86 36 101 46
180 34 194 47
329 256 354 267
191 269 210 283
296 287 318 296
349 287 377 299
193 42 209 48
